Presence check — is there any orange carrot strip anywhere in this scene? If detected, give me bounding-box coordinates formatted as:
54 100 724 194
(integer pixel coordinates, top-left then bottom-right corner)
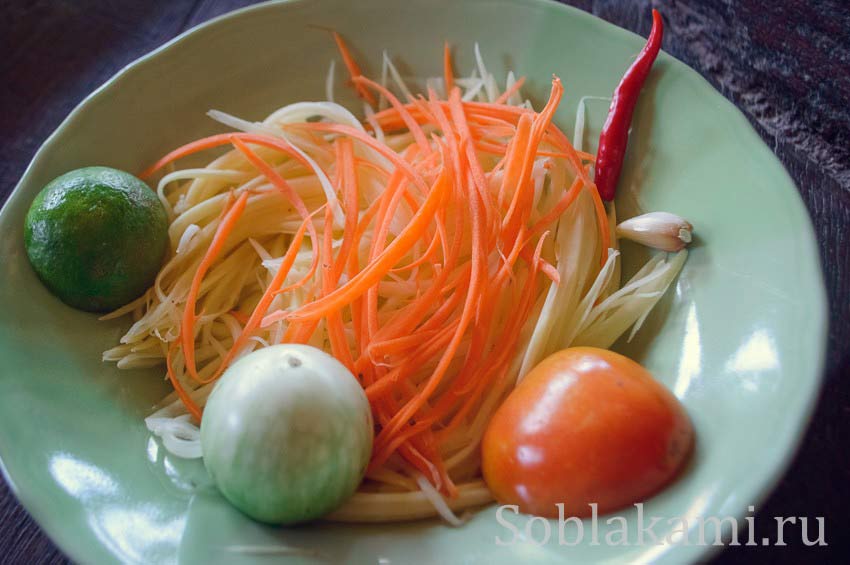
322 201 355 370
333 32 377 106
388 226 441 273
545 123 597 189
446 88 498 224
228 310 250 324
166 342 202 421
498 112 533 213
526 175 584 240
588 178 612 266
210 218 310 382
332 137 360 282
229 136 321 280
181 190 249 384
139 133 235 179
443 42 454 93
353 76 431 154
365 330 442 361
140 132 312 180
494 75 526 105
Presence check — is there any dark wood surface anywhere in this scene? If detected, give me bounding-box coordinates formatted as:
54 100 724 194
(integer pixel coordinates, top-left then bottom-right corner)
1 1 847 563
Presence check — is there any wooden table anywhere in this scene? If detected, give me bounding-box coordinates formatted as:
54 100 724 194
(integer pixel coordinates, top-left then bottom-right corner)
1 1 846 562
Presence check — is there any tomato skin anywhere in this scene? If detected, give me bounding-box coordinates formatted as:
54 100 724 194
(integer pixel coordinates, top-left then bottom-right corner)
482 347 693 518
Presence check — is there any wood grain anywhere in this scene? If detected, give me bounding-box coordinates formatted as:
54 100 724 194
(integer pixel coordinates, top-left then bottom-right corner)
1 1 846 563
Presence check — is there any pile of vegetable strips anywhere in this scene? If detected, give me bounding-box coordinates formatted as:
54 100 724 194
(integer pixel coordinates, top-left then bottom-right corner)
106 33 686 521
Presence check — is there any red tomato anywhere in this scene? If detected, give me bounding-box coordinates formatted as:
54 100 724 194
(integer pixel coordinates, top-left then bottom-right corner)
482 347 693 518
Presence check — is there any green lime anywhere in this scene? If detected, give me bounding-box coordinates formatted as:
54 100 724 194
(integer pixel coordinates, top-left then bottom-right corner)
24 166 169 313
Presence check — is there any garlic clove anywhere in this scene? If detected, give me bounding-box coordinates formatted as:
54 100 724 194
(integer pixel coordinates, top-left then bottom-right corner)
615 211 693 252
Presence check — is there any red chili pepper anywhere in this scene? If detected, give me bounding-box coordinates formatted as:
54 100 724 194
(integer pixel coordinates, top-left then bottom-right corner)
595 9 664 201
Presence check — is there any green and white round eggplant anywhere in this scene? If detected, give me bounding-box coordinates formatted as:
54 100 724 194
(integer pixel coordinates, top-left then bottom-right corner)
200 344 373 525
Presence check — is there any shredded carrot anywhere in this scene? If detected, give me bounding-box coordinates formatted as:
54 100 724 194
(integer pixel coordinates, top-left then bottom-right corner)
228 310 250 325
353 76 431 154
587 173 612 266
180 190 249 384
286 148 449 322
144 38 624 497
166 342 202 421
494 75 526 105
370 137 486 469
140 132 311 180
527 175 584 239
333 32 377 106
211 217 310 382
443 42 454 93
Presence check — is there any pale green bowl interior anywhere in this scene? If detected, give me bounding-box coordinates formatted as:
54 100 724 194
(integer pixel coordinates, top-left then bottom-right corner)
0 0 827 563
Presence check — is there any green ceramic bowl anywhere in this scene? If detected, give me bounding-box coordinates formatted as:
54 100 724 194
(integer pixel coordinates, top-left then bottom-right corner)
0 0 827 563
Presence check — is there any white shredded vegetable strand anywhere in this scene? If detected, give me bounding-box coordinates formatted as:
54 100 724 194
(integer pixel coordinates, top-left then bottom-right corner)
325 59 336 103
415 474 465 527
383 50 415 102
572 96 609 153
